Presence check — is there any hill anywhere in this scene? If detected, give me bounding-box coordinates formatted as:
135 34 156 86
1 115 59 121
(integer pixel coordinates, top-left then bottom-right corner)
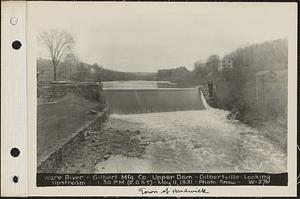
37 58 157 82
224 38 287 71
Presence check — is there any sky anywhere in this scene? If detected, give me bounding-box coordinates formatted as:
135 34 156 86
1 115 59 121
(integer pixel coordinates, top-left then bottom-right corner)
30 2 295 72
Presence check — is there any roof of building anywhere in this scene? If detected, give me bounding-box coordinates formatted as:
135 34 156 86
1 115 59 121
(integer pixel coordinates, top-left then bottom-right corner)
255 70 276 76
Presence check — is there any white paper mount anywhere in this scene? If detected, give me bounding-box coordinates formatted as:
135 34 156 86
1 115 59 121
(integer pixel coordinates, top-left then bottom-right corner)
1 1 28 197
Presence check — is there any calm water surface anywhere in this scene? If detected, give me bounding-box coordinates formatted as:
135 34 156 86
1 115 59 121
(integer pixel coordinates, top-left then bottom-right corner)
102 80 175 89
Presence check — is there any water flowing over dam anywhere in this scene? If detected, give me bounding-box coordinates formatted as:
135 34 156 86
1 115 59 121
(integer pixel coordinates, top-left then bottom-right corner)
103 88 205 114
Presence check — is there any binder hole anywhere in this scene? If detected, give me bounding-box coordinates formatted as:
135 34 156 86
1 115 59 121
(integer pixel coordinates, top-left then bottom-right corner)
10 148 20 157
10 17 18 25
12 40 22 50
12 176 19 183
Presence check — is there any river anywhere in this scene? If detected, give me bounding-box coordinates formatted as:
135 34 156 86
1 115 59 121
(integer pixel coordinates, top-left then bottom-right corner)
102 80 176 89
93 81 287 173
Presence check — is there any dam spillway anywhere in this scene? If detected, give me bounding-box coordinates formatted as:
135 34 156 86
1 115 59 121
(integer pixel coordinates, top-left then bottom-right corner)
103 88 205 114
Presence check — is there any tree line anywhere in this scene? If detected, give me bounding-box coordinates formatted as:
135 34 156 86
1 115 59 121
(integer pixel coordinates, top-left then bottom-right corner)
157 39 287 85
37 58 156 82
38 29 287 85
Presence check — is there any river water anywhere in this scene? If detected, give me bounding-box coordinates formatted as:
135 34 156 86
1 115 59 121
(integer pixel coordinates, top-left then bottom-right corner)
102 80 174 89
96 81 286 173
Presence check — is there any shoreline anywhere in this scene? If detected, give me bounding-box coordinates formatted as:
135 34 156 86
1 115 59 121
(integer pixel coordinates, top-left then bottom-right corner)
226 107 287 153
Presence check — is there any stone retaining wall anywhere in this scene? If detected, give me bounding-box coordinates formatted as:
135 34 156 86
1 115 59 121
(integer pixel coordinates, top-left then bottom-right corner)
37 82 105 104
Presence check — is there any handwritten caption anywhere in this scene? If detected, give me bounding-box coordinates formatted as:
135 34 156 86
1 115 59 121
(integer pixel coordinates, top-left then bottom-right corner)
138 187 209 195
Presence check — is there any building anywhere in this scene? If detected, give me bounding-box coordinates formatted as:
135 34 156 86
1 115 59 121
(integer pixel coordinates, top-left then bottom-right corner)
218 58 233 71
255 70 277 83
255 70 277 105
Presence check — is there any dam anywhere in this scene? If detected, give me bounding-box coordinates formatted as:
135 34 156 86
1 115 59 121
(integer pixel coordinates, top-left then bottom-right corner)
103 88 205 114
102 80 206 114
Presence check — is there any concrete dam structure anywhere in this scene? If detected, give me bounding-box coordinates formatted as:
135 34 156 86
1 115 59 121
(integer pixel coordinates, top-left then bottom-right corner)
103 88 206 114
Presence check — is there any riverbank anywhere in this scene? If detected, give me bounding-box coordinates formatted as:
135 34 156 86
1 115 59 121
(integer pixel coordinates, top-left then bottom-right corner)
236 109 287 153
53 117 151 173
223 98 287 153
213 72 288 153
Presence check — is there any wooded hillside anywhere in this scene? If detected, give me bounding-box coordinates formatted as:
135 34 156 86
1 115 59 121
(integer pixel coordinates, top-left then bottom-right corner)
37 58 156 82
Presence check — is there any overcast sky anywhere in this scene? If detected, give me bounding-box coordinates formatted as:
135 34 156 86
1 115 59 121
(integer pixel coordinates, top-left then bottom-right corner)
31 2 295 72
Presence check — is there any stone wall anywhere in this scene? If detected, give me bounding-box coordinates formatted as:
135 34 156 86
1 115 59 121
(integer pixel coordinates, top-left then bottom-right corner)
37 108 110 173
37 82 105 104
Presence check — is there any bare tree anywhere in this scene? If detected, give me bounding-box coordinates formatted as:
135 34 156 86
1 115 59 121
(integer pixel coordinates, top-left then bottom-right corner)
39 29 75 81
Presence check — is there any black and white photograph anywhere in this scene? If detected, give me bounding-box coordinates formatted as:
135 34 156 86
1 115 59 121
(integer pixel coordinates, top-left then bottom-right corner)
22 1 297 196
